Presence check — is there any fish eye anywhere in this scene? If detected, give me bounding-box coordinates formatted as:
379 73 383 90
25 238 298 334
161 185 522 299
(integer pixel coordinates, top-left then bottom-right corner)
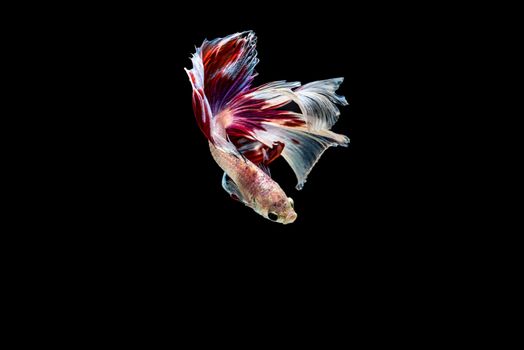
288 198 294 209
268 212 278 221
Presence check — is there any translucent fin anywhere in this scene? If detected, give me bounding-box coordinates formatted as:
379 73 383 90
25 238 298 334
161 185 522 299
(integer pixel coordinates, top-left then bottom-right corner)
229 78 348 132
225 76 349 188
293 78 348 131
229 80 302 111
254 123 349 190
222 173 246 203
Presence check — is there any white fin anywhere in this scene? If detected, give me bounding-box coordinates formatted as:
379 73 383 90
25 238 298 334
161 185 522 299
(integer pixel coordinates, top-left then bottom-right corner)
225 77 349 189
254 123 349 190
241 81 301 108
293 78 348 131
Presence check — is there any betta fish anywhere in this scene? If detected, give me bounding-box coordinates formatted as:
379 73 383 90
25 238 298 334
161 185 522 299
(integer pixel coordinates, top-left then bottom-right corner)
185 31 349 224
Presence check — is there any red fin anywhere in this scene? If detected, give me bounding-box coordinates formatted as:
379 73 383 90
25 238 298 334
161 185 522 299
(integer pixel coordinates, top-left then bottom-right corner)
185 31 258 144
231 136 284 170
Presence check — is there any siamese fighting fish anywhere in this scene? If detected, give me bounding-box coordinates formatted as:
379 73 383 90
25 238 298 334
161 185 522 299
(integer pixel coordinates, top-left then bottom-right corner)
185 31 349 224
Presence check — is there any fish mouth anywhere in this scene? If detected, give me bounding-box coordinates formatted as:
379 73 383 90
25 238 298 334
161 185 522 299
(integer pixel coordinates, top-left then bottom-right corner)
283 212 297 224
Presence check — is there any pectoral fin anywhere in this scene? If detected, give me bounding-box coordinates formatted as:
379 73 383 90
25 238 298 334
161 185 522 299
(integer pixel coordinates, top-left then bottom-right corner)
221 173 246 203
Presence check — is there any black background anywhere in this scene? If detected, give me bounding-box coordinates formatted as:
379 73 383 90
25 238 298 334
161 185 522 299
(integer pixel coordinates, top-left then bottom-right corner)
23 5 460 324
62 7 412 267
17 5 478 330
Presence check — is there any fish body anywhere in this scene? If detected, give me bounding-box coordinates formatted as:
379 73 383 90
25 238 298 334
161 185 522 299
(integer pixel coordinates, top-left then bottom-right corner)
185 31 349 223
209 141 296 224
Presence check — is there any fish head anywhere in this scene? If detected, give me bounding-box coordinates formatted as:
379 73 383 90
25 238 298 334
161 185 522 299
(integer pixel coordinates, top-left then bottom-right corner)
253 190 297 224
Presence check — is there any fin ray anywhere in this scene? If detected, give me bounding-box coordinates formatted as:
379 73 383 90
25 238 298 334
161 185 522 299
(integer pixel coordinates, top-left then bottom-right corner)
225 78 349 188
253 124 349 189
